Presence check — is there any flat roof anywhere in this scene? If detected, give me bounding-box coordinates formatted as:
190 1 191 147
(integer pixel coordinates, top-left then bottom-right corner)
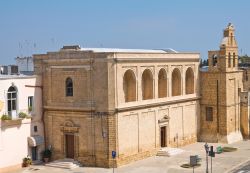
79 48 178 53
0 74 36 80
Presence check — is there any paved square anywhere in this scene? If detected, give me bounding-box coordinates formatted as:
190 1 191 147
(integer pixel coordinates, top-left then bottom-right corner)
12 140 250 173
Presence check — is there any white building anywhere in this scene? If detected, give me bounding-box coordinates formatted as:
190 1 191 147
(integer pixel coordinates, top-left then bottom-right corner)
16 57 34 75
0 74 44 173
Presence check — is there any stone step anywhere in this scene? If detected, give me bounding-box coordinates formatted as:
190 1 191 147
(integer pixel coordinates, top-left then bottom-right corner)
157 147 184 157
45 159 81 169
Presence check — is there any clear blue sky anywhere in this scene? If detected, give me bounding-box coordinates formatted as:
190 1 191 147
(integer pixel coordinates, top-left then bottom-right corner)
0 0 249 64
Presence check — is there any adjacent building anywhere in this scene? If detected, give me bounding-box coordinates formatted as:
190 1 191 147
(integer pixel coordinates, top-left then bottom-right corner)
16 56 34 75
0 74 44 172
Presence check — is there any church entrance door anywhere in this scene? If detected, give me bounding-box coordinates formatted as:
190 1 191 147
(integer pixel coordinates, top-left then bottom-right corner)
160 126 166 147
65 134 74 158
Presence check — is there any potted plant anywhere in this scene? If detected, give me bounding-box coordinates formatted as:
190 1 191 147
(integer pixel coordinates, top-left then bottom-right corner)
43 149 52 163
1 114 23 126
18 112 31 119
1 114 11 120
18 112 28 118
22 156 32 167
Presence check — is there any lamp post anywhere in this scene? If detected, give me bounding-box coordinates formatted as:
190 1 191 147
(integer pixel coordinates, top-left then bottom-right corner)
204 143 209 173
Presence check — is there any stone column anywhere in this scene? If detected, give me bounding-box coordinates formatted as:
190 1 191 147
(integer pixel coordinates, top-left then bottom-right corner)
137 66 142 101
75 133 79 158
61 132 65 157
155 67 158 99
182 66 185 95
169 68 172 97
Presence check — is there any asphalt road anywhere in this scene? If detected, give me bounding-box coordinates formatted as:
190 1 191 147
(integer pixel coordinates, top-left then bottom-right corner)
233 161 250 173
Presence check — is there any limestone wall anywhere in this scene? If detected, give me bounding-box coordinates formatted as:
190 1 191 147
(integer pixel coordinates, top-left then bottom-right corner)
44 111 110 167
116 100 199 165
200 70 243 143
240 92 250 139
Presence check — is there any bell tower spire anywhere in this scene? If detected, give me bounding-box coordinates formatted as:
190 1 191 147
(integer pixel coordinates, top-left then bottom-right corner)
219 23 238 71
208 23 238 72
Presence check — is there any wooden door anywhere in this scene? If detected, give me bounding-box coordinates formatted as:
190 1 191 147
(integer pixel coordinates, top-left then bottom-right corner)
66 134 74 158
31 147 37 160
161 126 166 147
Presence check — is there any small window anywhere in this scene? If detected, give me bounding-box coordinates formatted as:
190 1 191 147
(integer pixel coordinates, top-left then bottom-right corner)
34 126 38 132
66 77 73 97
233 53 236 67
228 53 231 67
212 55 217 66
246 71 248 81
206 107 213 121
28 96 33 112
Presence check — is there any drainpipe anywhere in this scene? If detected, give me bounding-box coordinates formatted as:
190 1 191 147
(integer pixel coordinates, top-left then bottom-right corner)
216 79 219 141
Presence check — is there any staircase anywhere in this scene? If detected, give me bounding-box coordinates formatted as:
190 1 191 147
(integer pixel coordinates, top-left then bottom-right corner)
45 158 81 169
157 147 184 157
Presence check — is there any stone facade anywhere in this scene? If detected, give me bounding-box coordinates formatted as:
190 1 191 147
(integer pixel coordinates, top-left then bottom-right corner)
241 68 250 91
34 47 200 167
200 23 244 143
240 91 250 138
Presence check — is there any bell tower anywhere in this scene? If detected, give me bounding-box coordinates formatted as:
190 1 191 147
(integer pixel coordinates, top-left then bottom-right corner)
200 23 243 144
208 23 238 72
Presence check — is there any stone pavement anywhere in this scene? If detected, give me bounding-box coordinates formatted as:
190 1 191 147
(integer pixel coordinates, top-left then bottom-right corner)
12 140 250 173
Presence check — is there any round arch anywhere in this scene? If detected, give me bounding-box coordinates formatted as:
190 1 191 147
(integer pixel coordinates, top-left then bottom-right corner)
172 68 181 96
185 67 194 94
123 69 136 102
66 77 73 96
158 68 167 98
142 69 153 100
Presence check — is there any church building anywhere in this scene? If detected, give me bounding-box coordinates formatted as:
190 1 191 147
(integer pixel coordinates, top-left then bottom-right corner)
34 46 200 167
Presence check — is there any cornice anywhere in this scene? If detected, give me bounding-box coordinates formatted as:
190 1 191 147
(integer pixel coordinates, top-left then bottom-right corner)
116 96 201 112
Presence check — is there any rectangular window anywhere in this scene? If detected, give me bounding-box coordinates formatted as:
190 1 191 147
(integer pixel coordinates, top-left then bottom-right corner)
206 107 213 121
34 126 38 132
28 96 33 112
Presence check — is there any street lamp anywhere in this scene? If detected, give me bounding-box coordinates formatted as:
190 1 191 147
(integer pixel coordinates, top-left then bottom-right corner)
204 143 209 173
